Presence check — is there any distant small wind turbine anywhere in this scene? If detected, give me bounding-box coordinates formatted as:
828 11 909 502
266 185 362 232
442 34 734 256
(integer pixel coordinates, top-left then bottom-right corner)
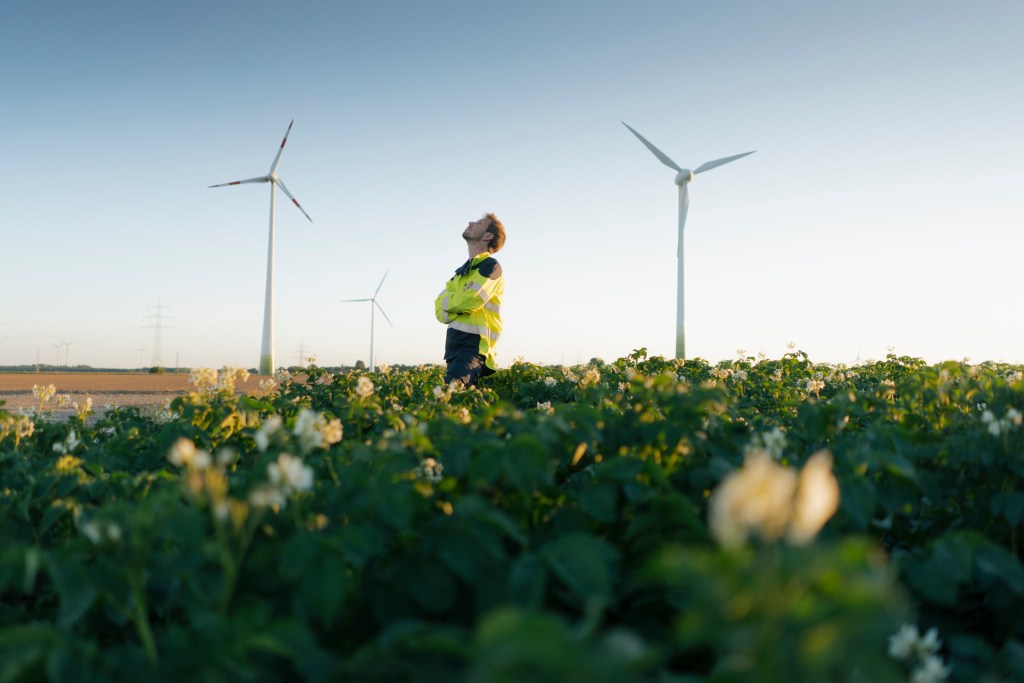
341 271 393 373
209 120 313 375
51 343 62 367
622 122 754 360
135 344 148 369
60 340 76 367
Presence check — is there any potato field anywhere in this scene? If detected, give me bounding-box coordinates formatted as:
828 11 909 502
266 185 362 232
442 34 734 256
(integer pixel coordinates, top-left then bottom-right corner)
1 349 1022 682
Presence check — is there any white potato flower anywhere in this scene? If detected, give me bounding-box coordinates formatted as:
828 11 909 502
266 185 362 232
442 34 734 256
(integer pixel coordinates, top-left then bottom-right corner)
805 379 825 395
888 623 920 661
787 450 841 546
709 450 798 549
320 417 343 446
167 437 195 466
167 437 211 470
910 654 951 683
52 429 80 455
356 376 375 398
249 485 287 509
267 452 313 494
710 449 840 549
190 368 219 390
254 415 283 452
32 384 57 403
418 457 444 484
76 396 93 422
293 408 322 454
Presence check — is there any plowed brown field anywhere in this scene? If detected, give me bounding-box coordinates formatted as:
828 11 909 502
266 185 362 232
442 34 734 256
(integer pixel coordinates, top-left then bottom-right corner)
0 372 267 420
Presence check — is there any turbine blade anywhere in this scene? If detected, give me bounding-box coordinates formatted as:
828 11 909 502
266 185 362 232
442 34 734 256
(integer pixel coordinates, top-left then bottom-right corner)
374 300 394 327
694 151 756 174
341 298 372 302
622 122 682 172
208 175 269 188
269 119 294 174
275 178 313 222
374 270 389 298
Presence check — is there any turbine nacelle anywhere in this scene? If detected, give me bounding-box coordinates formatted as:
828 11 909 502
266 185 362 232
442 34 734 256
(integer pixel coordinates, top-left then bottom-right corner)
674 170 695 185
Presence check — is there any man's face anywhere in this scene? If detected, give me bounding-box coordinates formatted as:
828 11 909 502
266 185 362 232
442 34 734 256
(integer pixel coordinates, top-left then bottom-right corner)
462 216 492 243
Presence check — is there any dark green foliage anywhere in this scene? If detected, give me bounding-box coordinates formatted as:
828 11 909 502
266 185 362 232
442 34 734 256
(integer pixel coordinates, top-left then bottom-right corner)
0 352 1021 681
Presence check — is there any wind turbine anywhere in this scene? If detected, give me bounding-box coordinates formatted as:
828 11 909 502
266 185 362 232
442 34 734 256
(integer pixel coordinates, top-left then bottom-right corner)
622 122 754 360
341 271 393 372
209 120 313 375
135 344 148 369
60 340 75 367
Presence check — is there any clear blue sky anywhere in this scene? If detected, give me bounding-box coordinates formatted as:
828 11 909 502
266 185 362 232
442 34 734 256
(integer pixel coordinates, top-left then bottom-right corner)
2 1 1022 370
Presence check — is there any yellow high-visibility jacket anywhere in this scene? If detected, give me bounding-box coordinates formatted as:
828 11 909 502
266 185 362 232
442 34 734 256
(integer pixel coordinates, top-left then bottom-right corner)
435 251 504 370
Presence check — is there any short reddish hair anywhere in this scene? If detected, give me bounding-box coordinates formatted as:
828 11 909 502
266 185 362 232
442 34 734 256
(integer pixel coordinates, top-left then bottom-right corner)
484 213 506 254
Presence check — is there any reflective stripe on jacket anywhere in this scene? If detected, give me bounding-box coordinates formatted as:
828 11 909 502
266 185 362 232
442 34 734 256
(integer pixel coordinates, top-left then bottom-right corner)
435 251 504 370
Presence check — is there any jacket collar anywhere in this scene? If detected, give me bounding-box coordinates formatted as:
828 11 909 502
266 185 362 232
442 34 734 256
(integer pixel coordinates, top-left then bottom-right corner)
455 252 492 276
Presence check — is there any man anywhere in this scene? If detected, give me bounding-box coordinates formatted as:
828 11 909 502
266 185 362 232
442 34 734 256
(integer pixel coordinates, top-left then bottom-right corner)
434 213 506 386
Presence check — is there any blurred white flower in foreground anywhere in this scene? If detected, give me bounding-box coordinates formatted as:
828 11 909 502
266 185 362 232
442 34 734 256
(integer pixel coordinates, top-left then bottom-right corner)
267 452 314 495
190 368 219 390
981 407 1022 436
250 452 313 509
417 457 444 484
254 415 283 452
355 376 375 398
293 408 343 454
889 624 949 683
888 623 920 660
709 449 839 549
76 396 93 422
579 368 601 388
32 384 56 403
77 514 123 545
788 451 841 545
167 437 211 470
911 654 951 683
52 429 80 455
190 367 250 393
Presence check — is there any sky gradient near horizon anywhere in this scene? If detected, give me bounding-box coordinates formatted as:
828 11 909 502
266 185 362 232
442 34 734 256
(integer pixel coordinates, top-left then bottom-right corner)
2 1 1022 370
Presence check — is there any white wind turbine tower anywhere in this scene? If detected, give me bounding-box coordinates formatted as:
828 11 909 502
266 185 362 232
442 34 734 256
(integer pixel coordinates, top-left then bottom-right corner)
209 120 313 375
341 271 393 373
622 122 754 360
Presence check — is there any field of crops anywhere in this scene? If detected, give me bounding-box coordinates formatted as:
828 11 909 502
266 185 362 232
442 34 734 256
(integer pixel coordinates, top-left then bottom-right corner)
1 349 1022 682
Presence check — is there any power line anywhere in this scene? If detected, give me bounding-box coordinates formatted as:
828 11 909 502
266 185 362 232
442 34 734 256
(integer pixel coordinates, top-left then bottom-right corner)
142 300 173 369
